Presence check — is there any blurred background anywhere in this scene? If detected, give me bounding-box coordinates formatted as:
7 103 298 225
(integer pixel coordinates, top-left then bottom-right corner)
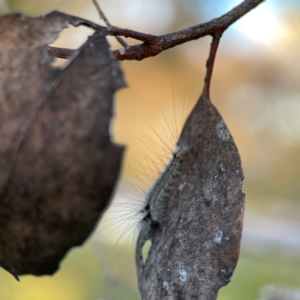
1 0 300 299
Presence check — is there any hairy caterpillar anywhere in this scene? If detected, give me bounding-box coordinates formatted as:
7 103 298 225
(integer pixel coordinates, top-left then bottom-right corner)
141 144 186 229
99 92 194 244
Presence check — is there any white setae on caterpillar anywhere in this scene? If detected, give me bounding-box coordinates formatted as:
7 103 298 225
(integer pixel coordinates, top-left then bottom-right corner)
141 144 186 229
100 91 195 243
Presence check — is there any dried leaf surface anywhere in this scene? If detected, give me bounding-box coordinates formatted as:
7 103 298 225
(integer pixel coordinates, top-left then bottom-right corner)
136 90 244 300
0 13 125 278
0 12 65 191
0 11 99 192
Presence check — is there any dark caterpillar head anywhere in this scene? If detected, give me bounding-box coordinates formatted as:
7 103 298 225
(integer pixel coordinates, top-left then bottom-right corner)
150 220 159 229
141 203 151 221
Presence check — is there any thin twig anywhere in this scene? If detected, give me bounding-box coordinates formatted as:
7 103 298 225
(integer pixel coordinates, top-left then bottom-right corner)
92 0 129 48
108 26 158 44
47 46 75 59
111 0 264 61
203 33 222 96
47 0 264 61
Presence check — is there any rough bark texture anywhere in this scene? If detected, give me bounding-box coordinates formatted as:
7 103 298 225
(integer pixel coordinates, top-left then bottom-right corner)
0 12 125 278
136 88 244 299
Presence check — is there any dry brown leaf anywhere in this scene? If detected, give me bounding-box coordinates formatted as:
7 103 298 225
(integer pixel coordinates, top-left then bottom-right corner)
136 88 244 299
0 12 125 279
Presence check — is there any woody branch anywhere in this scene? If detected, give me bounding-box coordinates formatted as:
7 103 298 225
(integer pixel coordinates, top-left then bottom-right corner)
47 0 264 61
